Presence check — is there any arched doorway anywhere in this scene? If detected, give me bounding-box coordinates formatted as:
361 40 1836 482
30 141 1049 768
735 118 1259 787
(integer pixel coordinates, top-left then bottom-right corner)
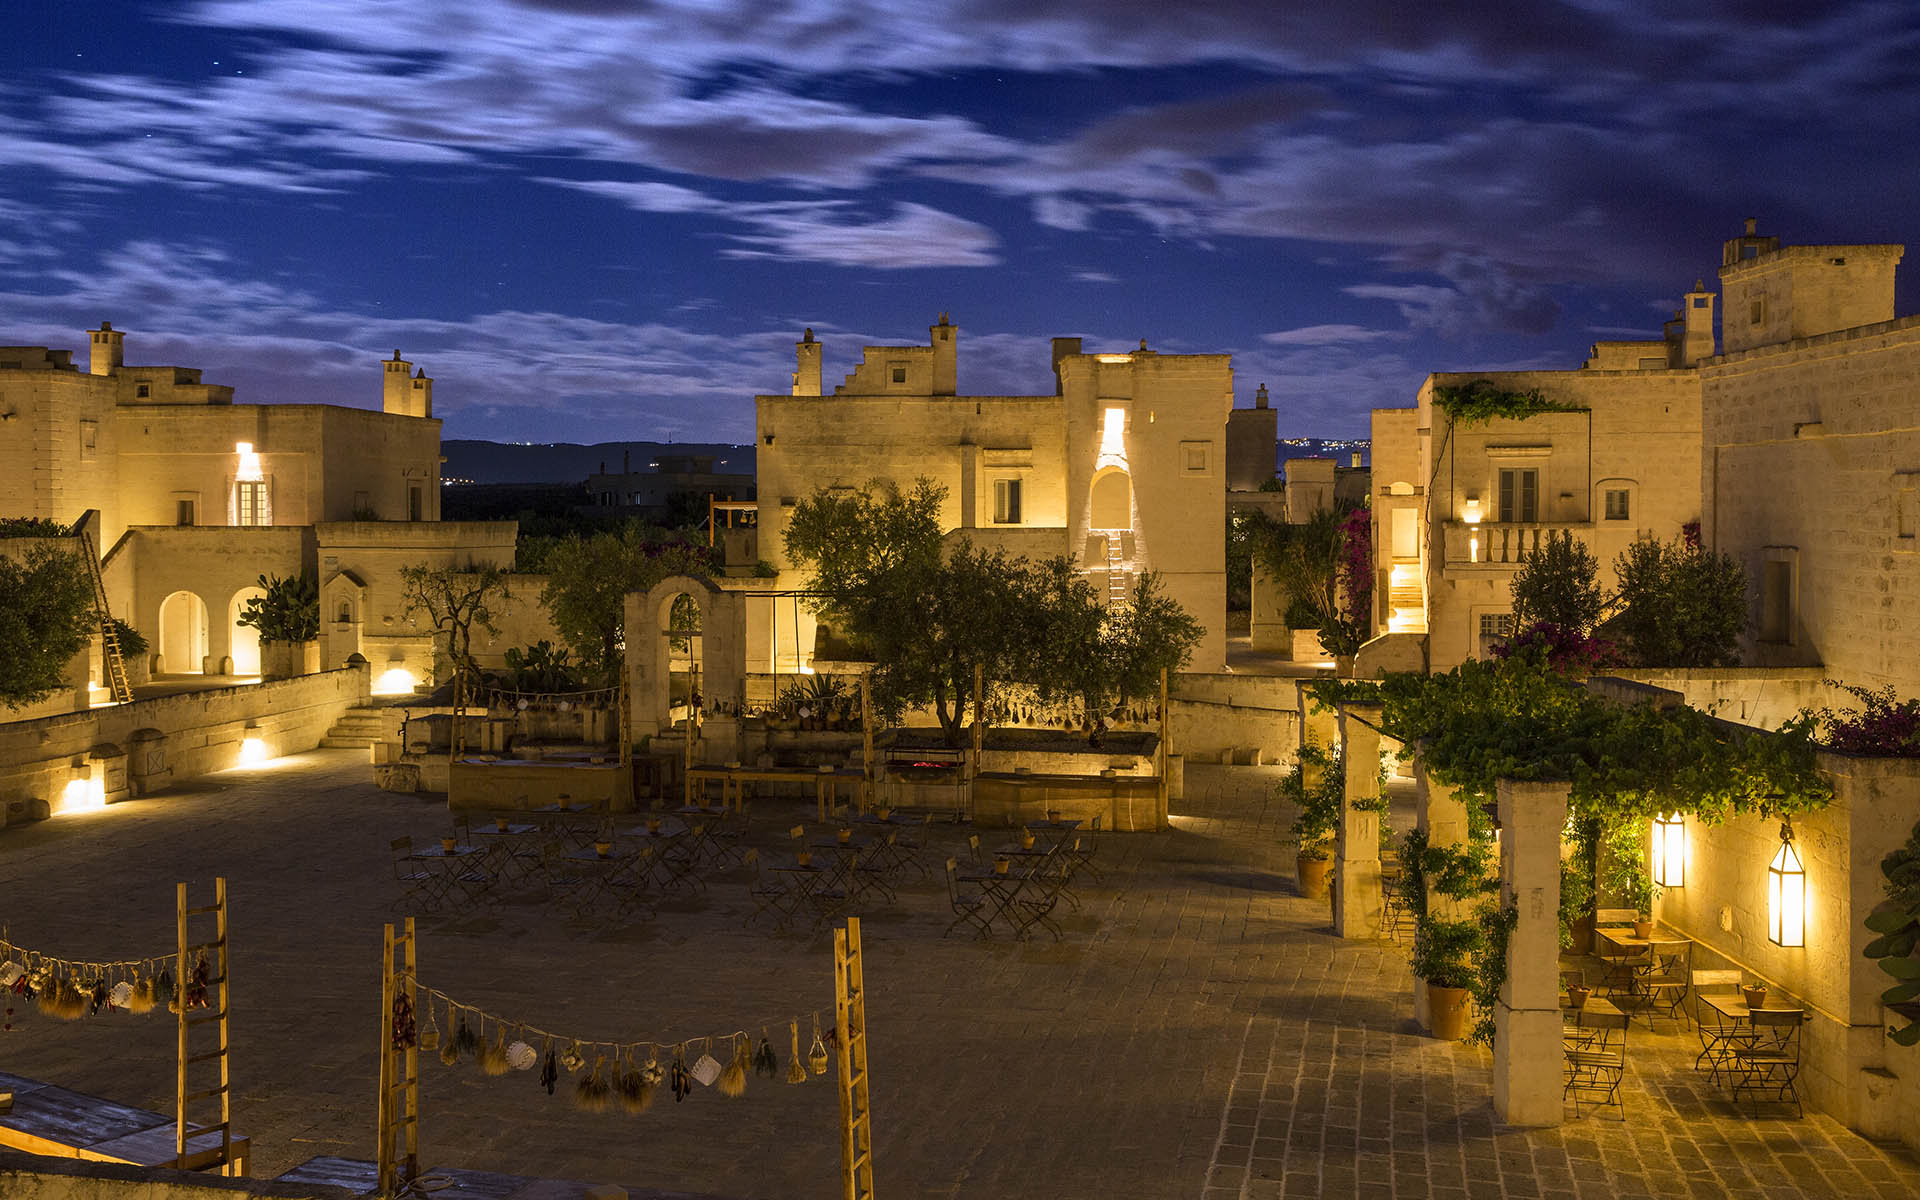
229 586 265 676
1089 467 1132 531
158 590 209 675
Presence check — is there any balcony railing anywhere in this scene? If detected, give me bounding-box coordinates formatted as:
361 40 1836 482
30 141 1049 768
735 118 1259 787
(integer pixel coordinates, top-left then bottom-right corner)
1441 521 1591 567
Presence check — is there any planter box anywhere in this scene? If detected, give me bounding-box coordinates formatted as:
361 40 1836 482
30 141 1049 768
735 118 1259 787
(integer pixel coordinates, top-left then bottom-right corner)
262 640 320 681
1290 630 1328 661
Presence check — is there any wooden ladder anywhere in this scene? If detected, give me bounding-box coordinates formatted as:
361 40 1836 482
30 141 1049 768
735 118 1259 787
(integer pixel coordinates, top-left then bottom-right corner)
80 529 132 702
1104 535 1128 607
834 916 875 1200
376 919 420 1199
175 879 236 1175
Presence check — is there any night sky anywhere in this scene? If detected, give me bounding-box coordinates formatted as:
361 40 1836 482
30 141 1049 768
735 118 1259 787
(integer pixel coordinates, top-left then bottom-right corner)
5 1 1918 443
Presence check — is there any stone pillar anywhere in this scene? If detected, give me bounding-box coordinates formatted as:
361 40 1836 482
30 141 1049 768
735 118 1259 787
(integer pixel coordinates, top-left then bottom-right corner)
1411 747 1472 1030
1493 777 1568 1128
1334 704 1383 939
1295 681 1339 753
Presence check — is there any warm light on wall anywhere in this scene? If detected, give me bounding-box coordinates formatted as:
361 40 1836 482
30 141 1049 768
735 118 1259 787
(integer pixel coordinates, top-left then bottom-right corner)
1768 822 1805 948
1096 406 1128 471
60 776 106 813
1652 811 1686 887
235 441 263 482
1461 496 1483 525
374 667 416 695
239 737 270 766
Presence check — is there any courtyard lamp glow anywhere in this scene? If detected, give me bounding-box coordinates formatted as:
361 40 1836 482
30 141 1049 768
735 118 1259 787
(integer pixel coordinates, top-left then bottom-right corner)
1651 811 1686 888
1768 821 1805 948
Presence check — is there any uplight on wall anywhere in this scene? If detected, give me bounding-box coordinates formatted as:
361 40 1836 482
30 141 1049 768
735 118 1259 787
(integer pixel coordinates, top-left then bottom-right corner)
1463 496 1482 562
374 667 416 695
1651 811 1686 887
60 775 106 813
239 737 270 767
1768 822 1805 948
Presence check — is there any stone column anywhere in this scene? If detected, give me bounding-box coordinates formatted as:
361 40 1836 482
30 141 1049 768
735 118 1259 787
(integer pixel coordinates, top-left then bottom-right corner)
1493 777 1568 1128
1334 703 1384 939
1411 747 1472 1030
1295 680 1339 754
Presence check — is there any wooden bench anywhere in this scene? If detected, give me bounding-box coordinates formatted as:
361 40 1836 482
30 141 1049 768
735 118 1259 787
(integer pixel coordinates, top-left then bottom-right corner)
0 1071 248 1176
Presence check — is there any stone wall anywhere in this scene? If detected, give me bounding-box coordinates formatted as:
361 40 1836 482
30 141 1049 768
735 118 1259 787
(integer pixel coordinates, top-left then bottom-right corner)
0 1153 353 1200
1605 667 1837 731
0 665 369 826
1654 752 1920 1132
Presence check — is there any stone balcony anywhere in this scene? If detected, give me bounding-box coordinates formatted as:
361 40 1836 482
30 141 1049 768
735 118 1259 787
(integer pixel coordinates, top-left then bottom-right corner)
1440 520 1592 569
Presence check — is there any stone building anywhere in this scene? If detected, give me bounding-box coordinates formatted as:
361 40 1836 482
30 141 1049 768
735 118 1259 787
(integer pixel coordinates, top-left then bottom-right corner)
0 326 515 704
753 316 1236 673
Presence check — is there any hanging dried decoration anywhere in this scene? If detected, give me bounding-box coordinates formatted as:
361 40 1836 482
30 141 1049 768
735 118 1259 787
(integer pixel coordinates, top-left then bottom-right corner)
561 1040 585 1073
126 970 156 1015
391 992 417 1051
419 1000 440 1053
808 1014 829 1077
669 1046 692 1102
616 1048 655 1115
753 1032 778 1079
506 1033 537 1072
88 977 108 1016
451 1008 479 1060
539 1044 558 1096
152 968 174 1012
786 1020 806 1084
690 1037 723 1088
439 1001 462 1066
49 974 88 1021
477 1024 511 1076
574 1054 612 1113
184 955 211 1010
640 1049 664 1089
717 1034 748 1098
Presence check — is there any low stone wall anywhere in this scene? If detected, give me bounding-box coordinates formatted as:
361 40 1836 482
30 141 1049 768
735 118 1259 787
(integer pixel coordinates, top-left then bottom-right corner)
1608 667 1835 731
0 1153 353 1200
0 666 369 826
1169 698 1297 765
971 772 1165 831
447 759 632 812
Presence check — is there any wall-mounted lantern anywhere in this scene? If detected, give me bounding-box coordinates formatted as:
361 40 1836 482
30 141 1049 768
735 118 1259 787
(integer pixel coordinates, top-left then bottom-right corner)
1768 821 1805 948
1652 811 1686 888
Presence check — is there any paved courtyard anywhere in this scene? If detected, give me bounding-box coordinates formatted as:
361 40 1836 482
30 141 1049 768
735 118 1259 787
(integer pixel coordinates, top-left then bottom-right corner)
2 750 1917 1199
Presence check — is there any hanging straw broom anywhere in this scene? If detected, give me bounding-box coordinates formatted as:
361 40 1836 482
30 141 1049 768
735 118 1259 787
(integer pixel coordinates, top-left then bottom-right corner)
717 1033 748 1098
125 969 156 1015
616 1049 656 1115
477 1024 511 1076
574 1055 612 1113
786 1020 806 1084
440 1001 463 1066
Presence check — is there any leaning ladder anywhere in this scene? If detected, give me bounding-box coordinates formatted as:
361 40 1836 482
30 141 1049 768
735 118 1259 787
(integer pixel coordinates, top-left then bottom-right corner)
376 919 420 1199
175 879 236 1175
80 530 132 702
1104 536 1128 607
834 916 876 1200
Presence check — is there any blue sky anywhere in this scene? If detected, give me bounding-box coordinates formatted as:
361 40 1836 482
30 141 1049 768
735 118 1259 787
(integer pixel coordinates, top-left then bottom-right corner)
4 1 1917 442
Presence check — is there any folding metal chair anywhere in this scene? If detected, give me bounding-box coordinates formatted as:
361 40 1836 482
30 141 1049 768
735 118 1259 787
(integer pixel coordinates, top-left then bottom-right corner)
1691 969 1746 1083
1636 939 1693 1028
743 849 799 930
1563 1009 1629 1117
390 837 449 913
944 857 992 938
1731 1008 1804 1117
1009 860 1072 942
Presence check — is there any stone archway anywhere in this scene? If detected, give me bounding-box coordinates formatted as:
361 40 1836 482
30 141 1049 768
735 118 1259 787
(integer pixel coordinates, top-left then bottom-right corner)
625 575 745 738
158 590 209 674
229 586 266 676
1089 466 1133 531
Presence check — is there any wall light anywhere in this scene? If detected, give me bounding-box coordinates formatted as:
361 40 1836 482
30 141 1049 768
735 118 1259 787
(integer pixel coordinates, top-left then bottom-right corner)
1652 811 1686 888
235 441 263 482
60 775 106 813
1768 821 1805 948
1461 496 1483 525
374 667 416 695
239 737 270 767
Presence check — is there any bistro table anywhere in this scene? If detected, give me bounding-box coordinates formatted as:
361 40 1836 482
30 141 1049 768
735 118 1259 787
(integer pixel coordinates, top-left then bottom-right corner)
470 820 544 886
810 835 894 903
955 864 1037 936
1697 994 1806 1085
771 859 842 927
556 846 649 919
404 843 491 908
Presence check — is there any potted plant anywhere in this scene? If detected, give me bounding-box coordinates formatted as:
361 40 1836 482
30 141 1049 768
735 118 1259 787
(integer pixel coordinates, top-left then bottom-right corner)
1567 981 1593 1010
1742 982 1769 1010
1411 914 1482 1040
1281 742 1343 901
237 572 320 680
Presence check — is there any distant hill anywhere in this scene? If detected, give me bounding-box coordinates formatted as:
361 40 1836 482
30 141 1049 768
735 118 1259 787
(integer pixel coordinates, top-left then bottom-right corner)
442 440 756 485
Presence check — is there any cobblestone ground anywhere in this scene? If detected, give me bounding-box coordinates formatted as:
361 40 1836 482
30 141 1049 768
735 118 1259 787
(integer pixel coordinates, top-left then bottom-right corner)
1 751 1916 1199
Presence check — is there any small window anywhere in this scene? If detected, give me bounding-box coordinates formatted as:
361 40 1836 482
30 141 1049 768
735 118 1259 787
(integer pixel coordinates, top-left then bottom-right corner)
1750 299 1764 325
1760 549 1796 643
235 480 269 526
1604 489 1631 521
891 367 907 383
136 383 151 398
1498 469 1538 523
79 419 97 460
1180 440 1213 474
176 499 196 527
1743 244 1760 259
408 484 423 522
992 479 1022 525
1477 613 1514 657
1692 296 1710 308
336 601 353 624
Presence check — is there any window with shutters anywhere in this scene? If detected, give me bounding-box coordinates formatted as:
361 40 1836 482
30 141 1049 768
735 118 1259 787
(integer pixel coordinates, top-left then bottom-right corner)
1498 469 1538 523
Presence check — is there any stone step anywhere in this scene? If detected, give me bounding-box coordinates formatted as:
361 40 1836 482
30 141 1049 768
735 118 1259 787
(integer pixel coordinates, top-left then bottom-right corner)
320 736 377 749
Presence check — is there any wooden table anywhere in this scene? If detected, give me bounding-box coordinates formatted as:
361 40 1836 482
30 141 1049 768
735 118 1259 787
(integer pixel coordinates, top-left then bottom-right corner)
0 1071 249 1176
684 766 870 818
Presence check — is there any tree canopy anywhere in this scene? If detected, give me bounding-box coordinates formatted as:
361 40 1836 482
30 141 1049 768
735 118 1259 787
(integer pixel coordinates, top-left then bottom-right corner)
784 478 1202 744
538 524 715 680
0 543 98 709
1609 528 1747 667
400 562 507 687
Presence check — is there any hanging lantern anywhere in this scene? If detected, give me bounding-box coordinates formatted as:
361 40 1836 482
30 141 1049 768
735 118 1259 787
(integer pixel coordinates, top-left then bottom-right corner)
1651 811 1686 888
1768 822 1805 948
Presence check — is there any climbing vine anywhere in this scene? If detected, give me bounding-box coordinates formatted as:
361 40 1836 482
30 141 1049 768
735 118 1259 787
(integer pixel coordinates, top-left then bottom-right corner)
1432 379 1585 426
1865 819 1920 1045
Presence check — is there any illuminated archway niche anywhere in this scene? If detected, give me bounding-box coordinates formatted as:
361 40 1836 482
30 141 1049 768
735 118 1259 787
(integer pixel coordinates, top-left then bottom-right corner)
1089 467 1133 532
158 590 209 674
228 587 266 676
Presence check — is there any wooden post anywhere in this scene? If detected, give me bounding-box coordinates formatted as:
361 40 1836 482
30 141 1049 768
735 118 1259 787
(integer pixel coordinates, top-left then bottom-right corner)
1156 668 1170 820
860 674 875 814
971 664 984 777
377 919 419 1198
834 918 875 1200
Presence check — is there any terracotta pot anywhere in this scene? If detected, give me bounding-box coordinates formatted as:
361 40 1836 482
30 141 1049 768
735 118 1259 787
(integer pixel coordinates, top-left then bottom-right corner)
1021 833 1036 850
797 851 812 867
495 817 510 832
1567 986 1592 1011
994 858 1010 876
647 818 661 833
440 837 457 855
595 841 613 858
1632 919 1654 939
1297 854 1332 900
1334 654 1356 678
1427 982 1471 1040
1742 986 1769 1010
837 829 852 844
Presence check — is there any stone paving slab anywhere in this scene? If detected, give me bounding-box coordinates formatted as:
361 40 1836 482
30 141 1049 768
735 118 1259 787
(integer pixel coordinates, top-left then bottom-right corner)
0 751 1914 1200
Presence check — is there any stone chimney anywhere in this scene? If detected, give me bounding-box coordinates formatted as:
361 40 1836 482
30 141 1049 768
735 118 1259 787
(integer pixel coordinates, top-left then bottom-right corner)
383 351 432 418
89 322 124 376
1255 383 1269 409
1050 337 1082 394
930 312 956 396
793 328 821 396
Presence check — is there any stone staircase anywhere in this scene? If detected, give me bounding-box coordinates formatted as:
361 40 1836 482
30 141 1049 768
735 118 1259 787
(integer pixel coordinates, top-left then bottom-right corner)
321 706 386 749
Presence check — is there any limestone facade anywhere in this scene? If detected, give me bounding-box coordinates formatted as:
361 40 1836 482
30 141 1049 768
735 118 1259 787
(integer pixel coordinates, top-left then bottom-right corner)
754 316 1236 672
0 326 513 698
